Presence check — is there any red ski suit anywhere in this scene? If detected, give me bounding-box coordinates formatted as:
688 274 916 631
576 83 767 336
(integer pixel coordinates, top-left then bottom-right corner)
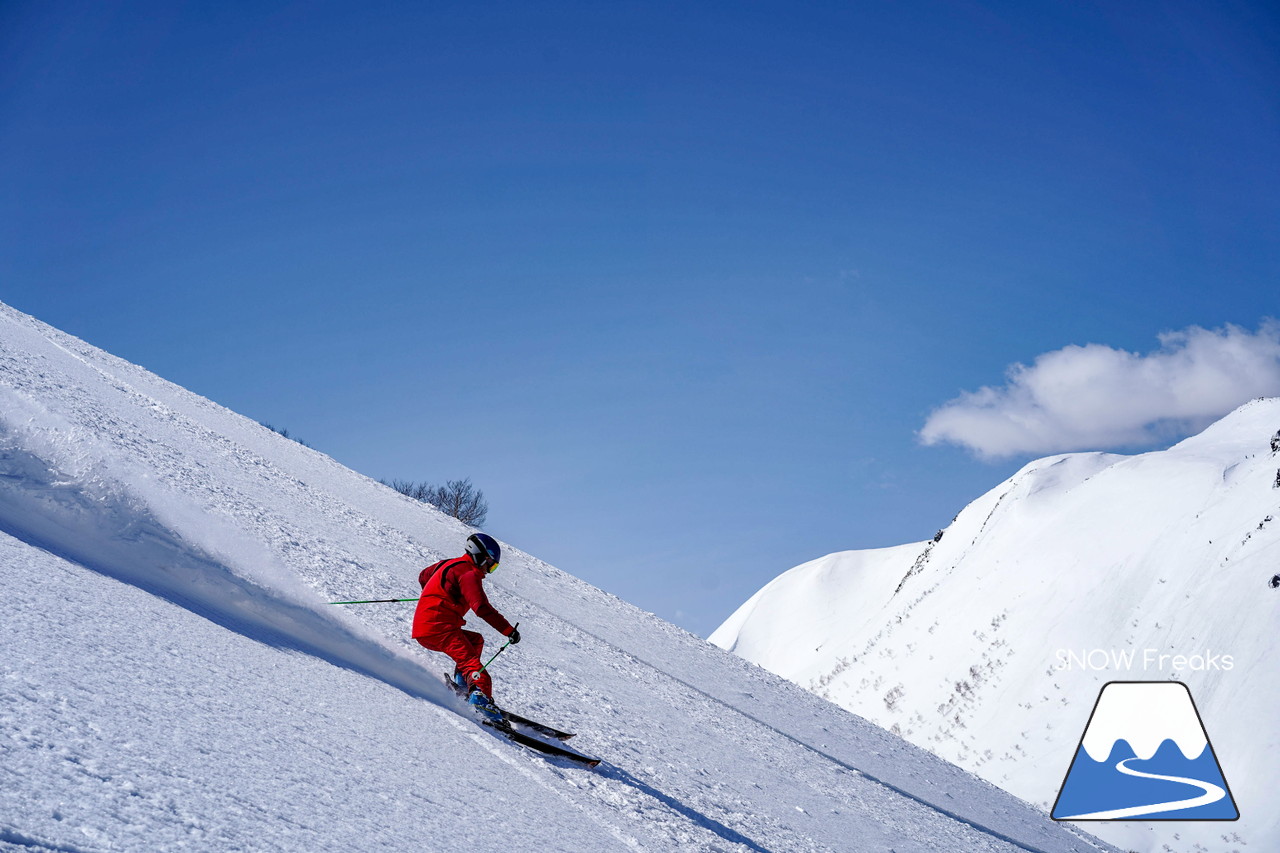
412 555 515 699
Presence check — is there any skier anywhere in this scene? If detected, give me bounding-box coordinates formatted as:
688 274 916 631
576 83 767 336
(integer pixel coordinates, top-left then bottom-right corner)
413 532 520 721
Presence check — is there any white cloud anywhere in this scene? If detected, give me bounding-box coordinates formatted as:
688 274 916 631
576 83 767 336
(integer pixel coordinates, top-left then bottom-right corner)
919 321 1280 459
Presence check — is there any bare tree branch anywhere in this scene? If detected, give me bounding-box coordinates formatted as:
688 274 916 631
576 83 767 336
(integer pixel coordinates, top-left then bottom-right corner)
382 476 488 527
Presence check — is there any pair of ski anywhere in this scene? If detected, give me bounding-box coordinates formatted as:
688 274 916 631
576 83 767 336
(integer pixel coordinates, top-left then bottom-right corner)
444 674 600 768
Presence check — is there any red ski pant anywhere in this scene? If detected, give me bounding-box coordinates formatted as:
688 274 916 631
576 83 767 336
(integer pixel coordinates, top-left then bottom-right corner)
416 628 492 698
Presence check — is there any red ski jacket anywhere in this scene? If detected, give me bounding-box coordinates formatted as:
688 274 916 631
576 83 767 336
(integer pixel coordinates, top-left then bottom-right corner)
412 555 515 639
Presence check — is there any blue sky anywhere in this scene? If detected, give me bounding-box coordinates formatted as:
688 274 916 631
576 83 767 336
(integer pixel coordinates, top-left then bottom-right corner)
3 1 1278 636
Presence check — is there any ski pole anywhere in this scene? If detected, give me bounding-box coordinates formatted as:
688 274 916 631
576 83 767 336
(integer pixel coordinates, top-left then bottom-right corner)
478 622 519 677
328 597 418 605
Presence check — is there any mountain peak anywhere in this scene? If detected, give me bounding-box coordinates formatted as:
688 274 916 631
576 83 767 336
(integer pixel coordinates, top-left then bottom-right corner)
715 401 1279 853
1169 395 1280 455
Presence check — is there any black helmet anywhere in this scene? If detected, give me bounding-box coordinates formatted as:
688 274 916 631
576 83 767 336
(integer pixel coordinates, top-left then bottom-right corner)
466 532 501 572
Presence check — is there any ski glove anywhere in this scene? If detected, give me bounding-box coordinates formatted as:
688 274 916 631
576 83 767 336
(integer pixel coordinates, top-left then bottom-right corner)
508 628 521 644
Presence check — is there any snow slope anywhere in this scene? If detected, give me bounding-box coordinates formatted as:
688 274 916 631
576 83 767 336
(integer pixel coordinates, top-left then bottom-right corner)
0 300 1114 852
712 399 1280 853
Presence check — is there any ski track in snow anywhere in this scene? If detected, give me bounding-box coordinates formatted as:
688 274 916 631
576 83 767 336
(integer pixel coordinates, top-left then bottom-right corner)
517 595 1065 853
0 301 1117 851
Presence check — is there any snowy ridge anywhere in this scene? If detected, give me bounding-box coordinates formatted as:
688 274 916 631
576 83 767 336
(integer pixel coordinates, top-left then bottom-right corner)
713 542 930 682
0 300 1114 852
713 398 1280 853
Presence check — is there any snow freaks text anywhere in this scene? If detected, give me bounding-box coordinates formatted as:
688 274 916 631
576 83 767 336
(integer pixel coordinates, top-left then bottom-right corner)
1054 649 1235 673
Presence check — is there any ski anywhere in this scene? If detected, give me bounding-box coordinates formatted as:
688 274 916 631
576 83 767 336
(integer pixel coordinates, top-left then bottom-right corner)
442 673 576 741
501 709 576 742
480 718 601 768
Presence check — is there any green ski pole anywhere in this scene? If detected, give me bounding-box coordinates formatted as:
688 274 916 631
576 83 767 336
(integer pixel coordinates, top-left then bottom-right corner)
328 597 418 605
477 622 519 677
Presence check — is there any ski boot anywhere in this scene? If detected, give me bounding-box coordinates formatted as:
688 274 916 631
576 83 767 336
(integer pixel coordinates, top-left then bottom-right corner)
468 690 503 724
451 669 467 691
